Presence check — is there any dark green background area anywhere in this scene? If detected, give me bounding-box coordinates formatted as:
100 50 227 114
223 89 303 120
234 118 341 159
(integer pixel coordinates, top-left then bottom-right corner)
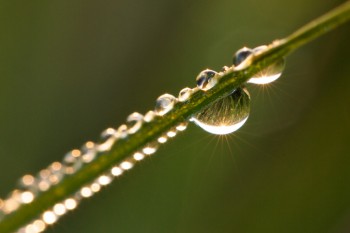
1 1 350 232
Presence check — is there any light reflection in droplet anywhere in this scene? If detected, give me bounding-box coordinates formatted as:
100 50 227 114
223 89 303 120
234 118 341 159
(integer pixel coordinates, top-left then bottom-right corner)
42 211 57 225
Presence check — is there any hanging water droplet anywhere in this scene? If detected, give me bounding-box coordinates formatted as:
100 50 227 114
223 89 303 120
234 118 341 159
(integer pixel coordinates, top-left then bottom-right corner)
126 112 143 134
155 94 176 116
111 166 123 176
196 69 218 91
120 160 134 170
157 135 168 144
142 142 158 155
53 203 67 216
192 87 250 135
233 45 285 84
133 152 145 161
167 129 177 138
178 87 192 102
175 122 188 131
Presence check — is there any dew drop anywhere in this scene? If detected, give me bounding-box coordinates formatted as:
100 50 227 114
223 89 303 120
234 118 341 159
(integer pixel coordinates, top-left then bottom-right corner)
157 135 168 144
120 161 134 170
167 129 177 138
111 166 123 176
42 211 57 225
233 45 285 84
178 87 192 102
33 220 46 233
64 198 77 210
176 122 188 131
21 191 34 204
155 94 176 116
53 203 66 216
80 187 93 198
90 183 101 193
192 87 250 135
142 143 158 155
19 174 36 188
126 112 143 134
133 152 145 161
98 174 112 186
144 110 156 122
196 69 218 91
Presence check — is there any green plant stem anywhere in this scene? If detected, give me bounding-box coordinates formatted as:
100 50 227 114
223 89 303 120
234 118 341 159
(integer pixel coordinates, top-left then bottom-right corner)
1 2 350 233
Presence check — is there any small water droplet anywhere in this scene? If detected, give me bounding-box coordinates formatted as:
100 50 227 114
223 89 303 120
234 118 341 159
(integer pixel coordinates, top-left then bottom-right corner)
142 143 158 155
33 220 46 233
155 94 176 116
175 122 188 131
53 203 66 216
126 112 143 134
192 87 250 135
167 129 177 138
90 183 101 193
196 69 218 91
157 135 168 144
178 87 192 102
80 187 93 198
120 161 133 170
133 152 145 161
233 45 285 84
98 174 112 186
144 110 156 122
19 174 35 188
64 198 78 210
111 166 123 176
42 211 57 225
21 191 34 204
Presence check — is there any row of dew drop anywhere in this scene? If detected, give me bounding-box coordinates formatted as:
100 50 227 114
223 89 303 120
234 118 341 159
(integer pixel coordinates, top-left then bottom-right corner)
0 44 284 233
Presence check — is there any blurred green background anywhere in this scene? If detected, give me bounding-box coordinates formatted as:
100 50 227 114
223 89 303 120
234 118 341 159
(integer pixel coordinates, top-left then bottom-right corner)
1 0 350 232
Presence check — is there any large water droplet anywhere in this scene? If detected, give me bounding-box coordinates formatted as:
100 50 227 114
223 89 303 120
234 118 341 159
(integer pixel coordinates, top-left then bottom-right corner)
196 69 218 91
191 87 250 135
155 94 176 116
233 45 285 84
